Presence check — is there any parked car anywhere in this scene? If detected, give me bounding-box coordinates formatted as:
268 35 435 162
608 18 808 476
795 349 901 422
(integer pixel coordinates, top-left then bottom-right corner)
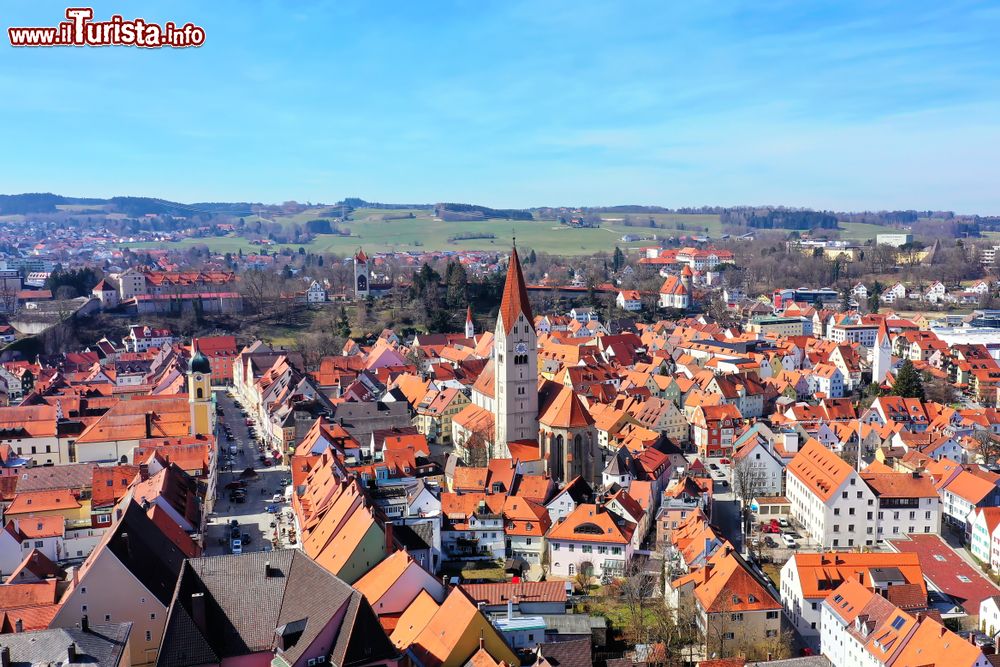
778 518 790 529
761 521 780 534
765 536 779 548
272 493 283 503
708 463 719 471
781 534 797 548
719 458 731 464
230 539 242 555
224 480 247 490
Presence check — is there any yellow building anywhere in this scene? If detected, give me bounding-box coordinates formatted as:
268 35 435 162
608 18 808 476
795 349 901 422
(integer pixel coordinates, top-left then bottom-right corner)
415 388 470 444
5 489 91 527
188 339 214 437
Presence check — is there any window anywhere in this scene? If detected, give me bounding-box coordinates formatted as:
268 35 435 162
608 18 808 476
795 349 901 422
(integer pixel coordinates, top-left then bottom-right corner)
723 632 734 640
766 629 778 637
842 492 847 499
81 605 87 613
731 613 743 621
553 543 560 551
34 540 43 548
150 613 156 620
105 614 111 622
958 575 972 583
145 631 152 642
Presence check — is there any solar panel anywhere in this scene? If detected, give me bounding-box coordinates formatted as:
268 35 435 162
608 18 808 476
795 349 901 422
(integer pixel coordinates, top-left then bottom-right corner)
890 616 905 630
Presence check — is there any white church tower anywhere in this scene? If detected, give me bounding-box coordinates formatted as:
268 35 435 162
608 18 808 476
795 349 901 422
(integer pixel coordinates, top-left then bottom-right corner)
465 306 475 340
873 319 892 384
354 248 370 300
493 245 539 457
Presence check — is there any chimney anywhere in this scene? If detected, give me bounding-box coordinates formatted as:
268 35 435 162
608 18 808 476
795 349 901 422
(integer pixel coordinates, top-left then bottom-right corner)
0 647 9 667
67 644 77 663
191 592 206 633
81 615 89 633
507 598 513 621
264 561 273 578
13 620 22 634
144 411 153 439
384 521 395 555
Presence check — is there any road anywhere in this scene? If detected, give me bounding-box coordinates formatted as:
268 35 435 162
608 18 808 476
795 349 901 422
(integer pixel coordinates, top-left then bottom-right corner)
704 456 743 552
202 389 294 556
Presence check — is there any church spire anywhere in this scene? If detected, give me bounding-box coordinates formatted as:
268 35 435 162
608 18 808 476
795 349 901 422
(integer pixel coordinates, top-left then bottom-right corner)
498 246 533 334
465 306 475 339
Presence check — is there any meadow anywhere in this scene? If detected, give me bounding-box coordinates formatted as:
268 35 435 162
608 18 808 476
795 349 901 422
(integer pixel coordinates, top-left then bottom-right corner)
123 210 727 256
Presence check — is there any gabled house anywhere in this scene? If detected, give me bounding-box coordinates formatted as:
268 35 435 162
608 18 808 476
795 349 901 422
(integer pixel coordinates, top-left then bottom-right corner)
157 550 400 667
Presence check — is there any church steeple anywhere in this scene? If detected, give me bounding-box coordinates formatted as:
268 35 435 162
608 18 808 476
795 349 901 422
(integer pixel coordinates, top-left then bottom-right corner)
465 306 475 340
873 318 892 384
498 246 533 334
493 245 539 455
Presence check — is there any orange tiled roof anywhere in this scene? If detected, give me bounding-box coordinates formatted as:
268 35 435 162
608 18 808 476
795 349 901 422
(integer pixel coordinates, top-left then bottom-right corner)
5 489 80 515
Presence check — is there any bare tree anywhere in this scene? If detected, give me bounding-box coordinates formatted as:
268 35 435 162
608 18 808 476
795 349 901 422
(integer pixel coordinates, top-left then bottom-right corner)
972 429 1000 465
731 454 768 508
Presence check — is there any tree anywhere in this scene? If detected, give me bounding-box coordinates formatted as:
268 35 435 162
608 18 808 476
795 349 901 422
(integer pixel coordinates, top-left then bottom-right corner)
612 246 625 272
923 373 956 405
336 306 351 338
867 291 881 313
890 359 925 400
444 261 468 309
731 454 768 509
972 429 1000 465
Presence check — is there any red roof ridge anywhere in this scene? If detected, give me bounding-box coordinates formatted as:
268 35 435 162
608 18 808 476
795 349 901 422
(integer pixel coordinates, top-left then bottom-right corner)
498 246 533 334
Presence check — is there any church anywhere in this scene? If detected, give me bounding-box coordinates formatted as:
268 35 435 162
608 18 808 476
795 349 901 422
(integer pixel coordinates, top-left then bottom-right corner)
453 246 599 485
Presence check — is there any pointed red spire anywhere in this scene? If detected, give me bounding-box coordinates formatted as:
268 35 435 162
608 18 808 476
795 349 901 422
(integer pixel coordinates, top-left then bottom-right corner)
499 246 533 334
355 247 368 262
466 306 473 323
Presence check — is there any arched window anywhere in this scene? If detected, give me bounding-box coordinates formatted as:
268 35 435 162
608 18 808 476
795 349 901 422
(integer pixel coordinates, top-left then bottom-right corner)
574 434 582 459
196 387 204 399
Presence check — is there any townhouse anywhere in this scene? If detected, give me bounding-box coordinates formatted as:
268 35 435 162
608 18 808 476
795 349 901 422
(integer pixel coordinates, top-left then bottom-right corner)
786 440 878 549
667 543 782 658
546 503 634 579
779 551 925 649
821 577 989 667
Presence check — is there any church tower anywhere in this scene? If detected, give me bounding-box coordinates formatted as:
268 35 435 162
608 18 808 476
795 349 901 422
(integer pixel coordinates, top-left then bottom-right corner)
188 339 213 436
354 248 370 300
873 319 892 384
493 246 538 457
465 306 475 340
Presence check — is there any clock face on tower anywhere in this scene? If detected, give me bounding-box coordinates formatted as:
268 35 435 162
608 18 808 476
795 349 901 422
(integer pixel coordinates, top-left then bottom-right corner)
515 342 527 354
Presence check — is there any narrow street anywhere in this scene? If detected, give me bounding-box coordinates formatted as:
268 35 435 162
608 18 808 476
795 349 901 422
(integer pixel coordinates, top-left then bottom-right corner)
202 389 294 556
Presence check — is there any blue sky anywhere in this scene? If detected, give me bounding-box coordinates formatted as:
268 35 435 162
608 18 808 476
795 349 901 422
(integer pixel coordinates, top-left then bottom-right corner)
2 1 999 212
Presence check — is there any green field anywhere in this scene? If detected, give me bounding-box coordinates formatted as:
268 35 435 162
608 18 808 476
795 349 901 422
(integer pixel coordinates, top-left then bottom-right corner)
838 221 892 241
123 211 728 256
